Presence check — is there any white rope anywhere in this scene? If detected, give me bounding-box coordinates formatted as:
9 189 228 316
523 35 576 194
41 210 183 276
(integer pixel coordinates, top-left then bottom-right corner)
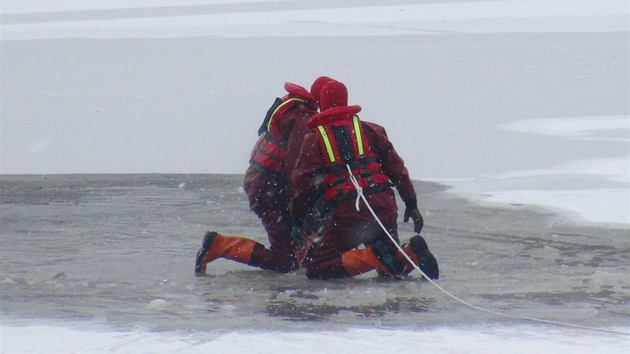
345 164 629 336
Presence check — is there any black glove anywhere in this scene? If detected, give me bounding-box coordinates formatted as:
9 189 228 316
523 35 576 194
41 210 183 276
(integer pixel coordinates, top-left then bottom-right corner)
291 220 307 245
403 198 424 234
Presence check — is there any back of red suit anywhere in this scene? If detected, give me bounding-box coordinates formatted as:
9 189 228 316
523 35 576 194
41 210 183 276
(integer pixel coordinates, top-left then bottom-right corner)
290 80 420 279
242 79 330 272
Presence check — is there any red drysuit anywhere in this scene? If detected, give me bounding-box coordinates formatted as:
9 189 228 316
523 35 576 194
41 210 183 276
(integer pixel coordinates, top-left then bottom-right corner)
242 80 327 272
290 103 418 279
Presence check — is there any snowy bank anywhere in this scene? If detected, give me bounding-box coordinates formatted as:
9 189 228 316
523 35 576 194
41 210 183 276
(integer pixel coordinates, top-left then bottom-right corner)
437 115 629 226
2 323 629 354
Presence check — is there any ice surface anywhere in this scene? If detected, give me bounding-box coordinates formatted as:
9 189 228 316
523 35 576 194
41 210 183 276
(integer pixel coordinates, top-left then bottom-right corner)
1 175 628 353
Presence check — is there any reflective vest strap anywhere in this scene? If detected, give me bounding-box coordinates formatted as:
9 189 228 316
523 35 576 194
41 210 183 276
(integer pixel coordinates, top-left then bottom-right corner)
267 98 307 132
352 116 364 156
262 132 287 150
321 169 390 203
249 133 287 173
314 116 392 203
317 117 367 165
317 125 336 163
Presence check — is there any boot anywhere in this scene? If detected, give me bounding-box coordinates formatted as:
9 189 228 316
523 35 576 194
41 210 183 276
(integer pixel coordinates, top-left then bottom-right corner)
340 240 404 278
194 231 256 274
397 235 439 280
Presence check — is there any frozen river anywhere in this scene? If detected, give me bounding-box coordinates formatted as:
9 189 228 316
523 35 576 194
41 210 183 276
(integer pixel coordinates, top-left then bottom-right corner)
1 175 628 340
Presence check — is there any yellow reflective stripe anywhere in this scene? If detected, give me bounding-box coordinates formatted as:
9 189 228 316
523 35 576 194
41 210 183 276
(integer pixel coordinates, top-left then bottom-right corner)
353 115 364 156
267 98 307 132
317 125 336 163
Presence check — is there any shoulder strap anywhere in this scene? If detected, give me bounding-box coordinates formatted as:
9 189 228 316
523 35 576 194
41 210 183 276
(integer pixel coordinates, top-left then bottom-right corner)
258 97 284 136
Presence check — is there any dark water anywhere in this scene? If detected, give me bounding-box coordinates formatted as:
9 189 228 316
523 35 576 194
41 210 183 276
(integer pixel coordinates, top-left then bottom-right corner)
1 174 628 333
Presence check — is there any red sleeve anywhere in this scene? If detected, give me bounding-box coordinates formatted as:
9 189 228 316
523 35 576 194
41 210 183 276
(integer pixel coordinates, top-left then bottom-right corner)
364 122 417 203
289 132 324 221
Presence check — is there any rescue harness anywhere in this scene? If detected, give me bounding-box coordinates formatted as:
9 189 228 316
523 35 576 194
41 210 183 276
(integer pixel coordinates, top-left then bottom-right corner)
313 115 391 206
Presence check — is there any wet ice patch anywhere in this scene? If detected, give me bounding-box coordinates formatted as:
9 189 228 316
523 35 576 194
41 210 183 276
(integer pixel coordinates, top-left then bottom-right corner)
542 245 561 258
148 299 168 309
591 269 628 293
52 272 68 280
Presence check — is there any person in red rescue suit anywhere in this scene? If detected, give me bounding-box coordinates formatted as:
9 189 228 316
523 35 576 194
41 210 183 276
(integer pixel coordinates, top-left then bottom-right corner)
195 76 335 275
289 80 439 280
